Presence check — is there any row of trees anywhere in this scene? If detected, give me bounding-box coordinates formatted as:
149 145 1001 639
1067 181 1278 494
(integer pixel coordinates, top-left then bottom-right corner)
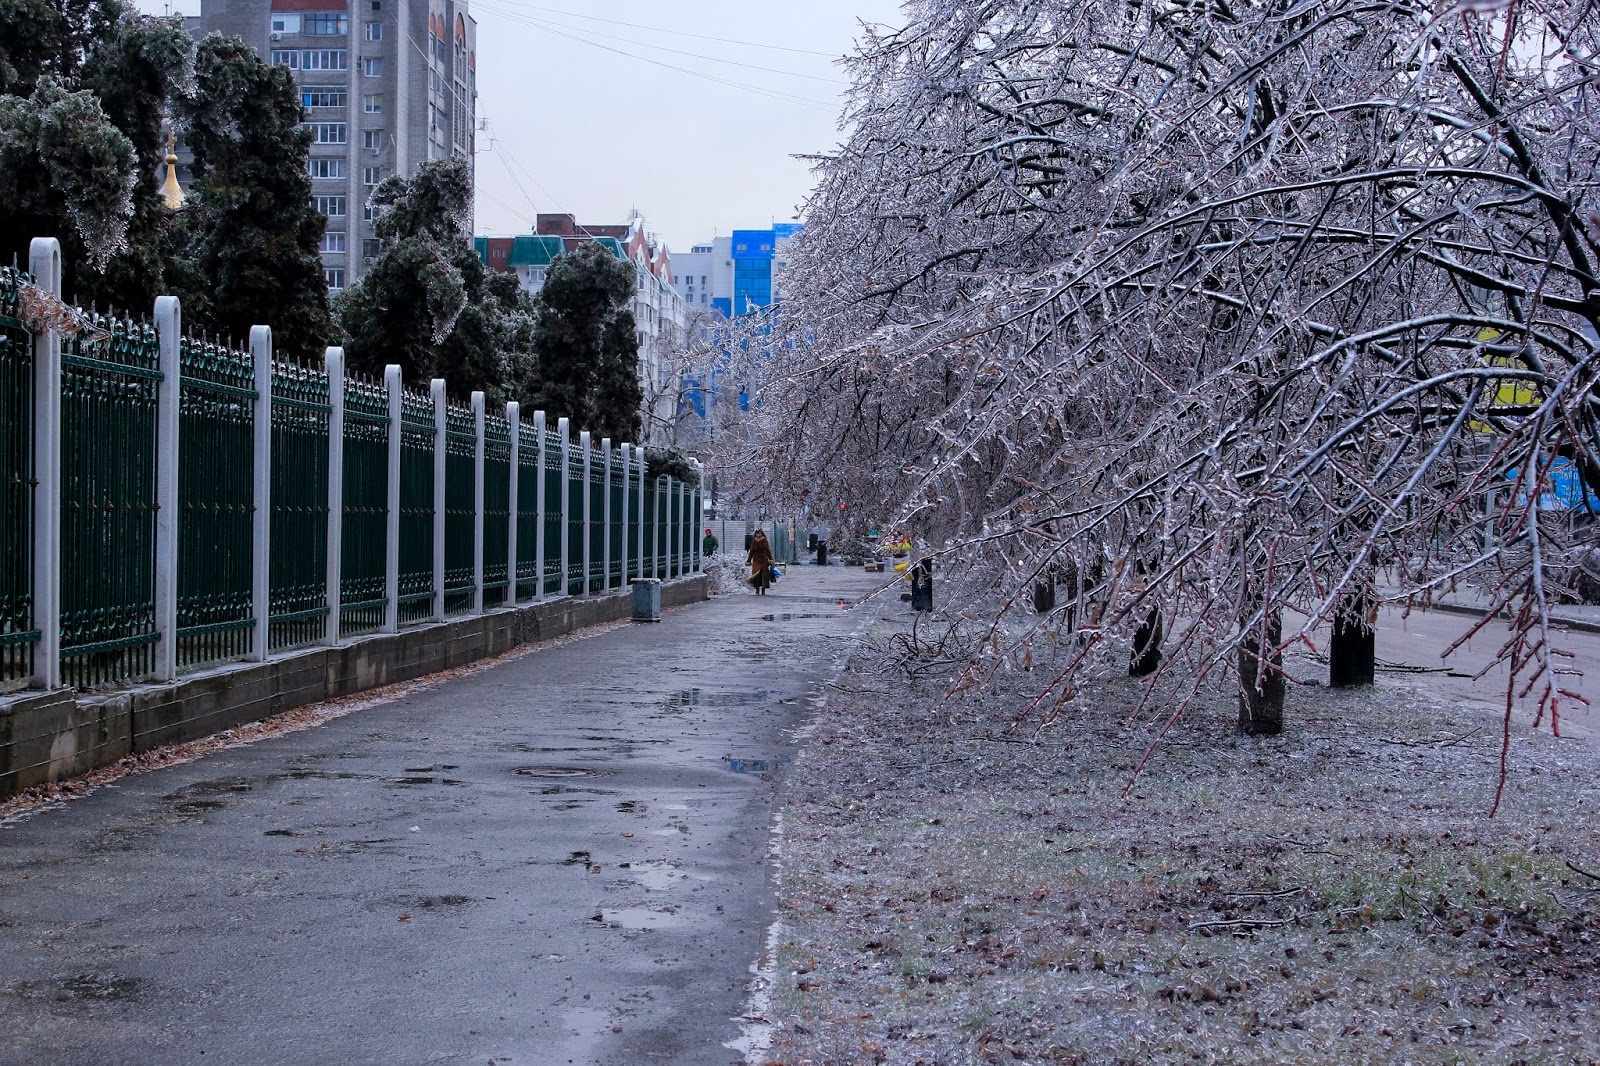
0 1 645 440
719 0 1600 801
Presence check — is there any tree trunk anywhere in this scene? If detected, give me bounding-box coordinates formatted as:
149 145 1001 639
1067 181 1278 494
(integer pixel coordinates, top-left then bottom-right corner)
1129 608 1163 677
1033 579 1056 614
1238 606 1285 736
1328 585 1375 688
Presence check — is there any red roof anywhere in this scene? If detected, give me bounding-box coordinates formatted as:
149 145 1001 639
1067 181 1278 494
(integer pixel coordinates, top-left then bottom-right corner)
271 0 348 11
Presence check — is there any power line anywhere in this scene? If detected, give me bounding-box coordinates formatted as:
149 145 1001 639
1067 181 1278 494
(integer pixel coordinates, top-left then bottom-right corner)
487 7 846 85
472 3 834 108
473 0 840 58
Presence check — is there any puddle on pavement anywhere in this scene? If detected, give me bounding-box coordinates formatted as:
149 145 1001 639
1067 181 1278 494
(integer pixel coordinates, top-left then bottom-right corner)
166 778 254 798
758 613 831 622
593 907 686 931
273 769 369 782
662 803 689 812
387 776 465 786
615 800 646 814
538 786 615 796
263 829 299 837
403 765 460 773
415 894 471 909
513 766 606 778
11 973 144 1003
622 861 713 891
505 744 605 754
723 755 790 775
169 799 228 815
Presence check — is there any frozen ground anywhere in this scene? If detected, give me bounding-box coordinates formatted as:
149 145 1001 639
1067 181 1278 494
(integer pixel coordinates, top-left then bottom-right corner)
759 612 1600 1065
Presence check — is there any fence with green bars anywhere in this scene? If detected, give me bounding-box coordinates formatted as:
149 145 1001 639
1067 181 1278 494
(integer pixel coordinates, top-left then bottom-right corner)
0 238 704 696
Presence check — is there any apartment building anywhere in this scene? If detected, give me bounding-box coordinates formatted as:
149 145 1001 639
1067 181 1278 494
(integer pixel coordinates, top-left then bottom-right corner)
192 0 478 293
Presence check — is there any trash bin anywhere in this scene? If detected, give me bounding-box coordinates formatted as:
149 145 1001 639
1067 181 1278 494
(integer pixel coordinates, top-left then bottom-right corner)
632 579 662 622
816 542 828 566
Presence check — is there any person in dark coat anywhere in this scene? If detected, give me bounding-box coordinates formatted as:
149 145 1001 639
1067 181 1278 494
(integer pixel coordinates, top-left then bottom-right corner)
703 528 719 556
747 530 774 595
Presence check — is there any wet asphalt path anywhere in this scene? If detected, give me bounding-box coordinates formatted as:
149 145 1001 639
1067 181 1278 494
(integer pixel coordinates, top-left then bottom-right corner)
0 566 881 1066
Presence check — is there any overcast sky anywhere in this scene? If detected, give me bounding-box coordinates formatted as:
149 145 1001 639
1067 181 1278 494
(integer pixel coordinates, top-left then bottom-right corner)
145 0 903 252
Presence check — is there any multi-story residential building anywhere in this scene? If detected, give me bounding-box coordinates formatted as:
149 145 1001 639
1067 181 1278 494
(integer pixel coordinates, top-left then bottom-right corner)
191 0 478 294
475 211 687 443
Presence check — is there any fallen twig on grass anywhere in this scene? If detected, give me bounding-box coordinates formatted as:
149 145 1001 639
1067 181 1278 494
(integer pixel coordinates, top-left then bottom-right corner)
1566 860 1600 883
1188 913 1302 933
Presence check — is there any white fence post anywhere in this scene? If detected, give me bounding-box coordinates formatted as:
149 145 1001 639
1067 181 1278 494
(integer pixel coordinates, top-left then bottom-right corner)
534 410 547 600
471 390 485 614
27 239 61 689
507 401 520 606
601 437 612 592
152 295 182 681
323 347 345 645
382 364 401 633
431 379 446 621
580 430 592 595
620 444 631 585
558 418 570 597
249 326 273 661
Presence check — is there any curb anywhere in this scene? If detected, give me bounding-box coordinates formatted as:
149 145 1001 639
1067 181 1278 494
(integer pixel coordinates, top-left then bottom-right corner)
1420 599 1600 637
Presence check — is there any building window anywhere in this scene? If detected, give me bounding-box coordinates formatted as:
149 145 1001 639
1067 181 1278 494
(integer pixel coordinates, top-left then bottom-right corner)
308 157 347 179
306 121 347 144
325 268 345 291
362 203 378 222
312 194 347 218
271 14 300 33
302 87 346 109
362 238 382 260
321 231 347 253
361 57 384 77
361 129 384 151
364 20 383 40
362 93 384 114
363 166 383 187
288 49 347 70
302 14 349 35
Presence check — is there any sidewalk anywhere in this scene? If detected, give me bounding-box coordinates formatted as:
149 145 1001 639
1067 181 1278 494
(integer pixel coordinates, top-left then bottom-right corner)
0 566 880 1066
1390 583 1600 635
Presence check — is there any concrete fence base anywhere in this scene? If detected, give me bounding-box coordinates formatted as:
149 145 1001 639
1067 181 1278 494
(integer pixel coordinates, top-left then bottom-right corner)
0 577 709 799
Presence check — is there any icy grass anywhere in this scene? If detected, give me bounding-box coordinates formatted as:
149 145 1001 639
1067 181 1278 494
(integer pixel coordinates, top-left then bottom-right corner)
763 629 1600 1064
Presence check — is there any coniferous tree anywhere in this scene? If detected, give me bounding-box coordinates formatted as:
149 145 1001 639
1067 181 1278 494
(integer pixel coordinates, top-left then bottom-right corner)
0 0 190 307
339 158 534 398
168 34 332 358
521 241 641 438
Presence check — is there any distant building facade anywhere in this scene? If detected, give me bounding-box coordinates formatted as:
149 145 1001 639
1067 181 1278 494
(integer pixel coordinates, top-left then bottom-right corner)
190 0 479 293
476 211 686 443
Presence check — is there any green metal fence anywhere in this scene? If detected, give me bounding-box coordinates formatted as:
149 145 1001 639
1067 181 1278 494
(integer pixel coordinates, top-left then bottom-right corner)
340 373 389 637
268 359 329 651
443 402 475 615
566 446 584 595
542 431 564 596
176 337 256 671
587 457 605 591
483 412 511 609
0 269 36 689
59 315 160 689
397 386 435 627
608 454 625 588
514 424 540 600
5 252 705 696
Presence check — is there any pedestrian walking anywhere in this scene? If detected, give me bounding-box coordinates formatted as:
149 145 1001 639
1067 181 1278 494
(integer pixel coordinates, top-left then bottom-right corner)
703 527 719 556
748 529 774 595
